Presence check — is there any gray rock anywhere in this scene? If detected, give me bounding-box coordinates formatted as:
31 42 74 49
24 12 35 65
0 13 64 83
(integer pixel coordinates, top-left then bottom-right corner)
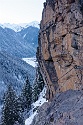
31 90 83 125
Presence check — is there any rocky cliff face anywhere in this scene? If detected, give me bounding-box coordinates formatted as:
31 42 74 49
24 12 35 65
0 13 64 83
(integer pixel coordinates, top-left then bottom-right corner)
31 90 83 125
37 0 83 101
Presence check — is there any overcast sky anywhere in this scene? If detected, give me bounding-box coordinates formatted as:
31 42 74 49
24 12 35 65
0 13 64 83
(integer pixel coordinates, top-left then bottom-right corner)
0 0 45 24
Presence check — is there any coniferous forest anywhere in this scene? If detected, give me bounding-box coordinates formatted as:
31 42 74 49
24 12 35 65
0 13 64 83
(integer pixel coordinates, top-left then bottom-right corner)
1 66 45 125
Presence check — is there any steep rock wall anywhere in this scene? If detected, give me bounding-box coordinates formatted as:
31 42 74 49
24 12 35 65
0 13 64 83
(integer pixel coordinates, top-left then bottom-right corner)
31 90 83 125
37 0 83 100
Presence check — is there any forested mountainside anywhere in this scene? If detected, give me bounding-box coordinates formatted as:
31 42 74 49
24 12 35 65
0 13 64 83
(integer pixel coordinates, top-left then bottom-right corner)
31 0 83 124
18 26 39 49
0 22 39 122
0 22 39 100
0 51 35 102
0 22 39 103
0 26 36 58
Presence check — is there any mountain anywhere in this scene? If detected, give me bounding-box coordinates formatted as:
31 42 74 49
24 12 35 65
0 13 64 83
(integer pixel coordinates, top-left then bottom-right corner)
21 21 39 29
0 21 39 32
0 26 36 58
0 23 23 32
0 21 39 118
0 21 40 57
0 22 39 104
18 26 39 49
0 51 36 103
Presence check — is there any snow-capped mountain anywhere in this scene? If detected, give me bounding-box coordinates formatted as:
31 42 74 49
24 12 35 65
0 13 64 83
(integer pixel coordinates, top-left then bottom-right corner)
0 21 39 32
0 26 36 58
24 21 40 29
0 21 39 57
0 23 23 32
0 22 39 95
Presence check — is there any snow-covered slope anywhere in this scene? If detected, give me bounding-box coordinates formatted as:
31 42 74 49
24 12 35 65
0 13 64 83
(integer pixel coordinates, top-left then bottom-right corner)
24 21 39 29
0 21 39 32
25 87 47 125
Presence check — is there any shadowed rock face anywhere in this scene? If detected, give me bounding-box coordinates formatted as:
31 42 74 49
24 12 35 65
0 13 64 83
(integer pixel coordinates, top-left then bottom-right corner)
31 90 83 125
37 0 83 100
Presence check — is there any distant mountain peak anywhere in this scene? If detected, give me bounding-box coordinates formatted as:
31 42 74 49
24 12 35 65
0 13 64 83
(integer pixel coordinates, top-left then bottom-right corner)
0 21 40 32
25 21 40 29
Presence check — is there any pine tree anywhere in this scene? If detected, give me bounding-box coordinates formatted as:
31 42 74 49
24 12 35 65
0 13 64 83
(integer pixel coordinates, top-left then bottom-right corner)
32 66 45 102
32 81 39 102
21 77 32 112
2 85 24 125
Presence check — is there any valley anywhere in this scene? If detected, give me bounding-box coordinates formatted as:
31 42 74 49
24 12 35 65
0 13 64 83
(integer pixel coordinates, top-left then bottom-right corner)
0 21 39 122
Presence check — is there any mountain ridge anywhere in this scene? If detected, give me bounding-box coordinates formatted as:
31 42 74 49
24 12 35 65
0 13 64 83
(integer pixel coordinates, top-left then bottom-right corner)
0 26 37 58
0 21 39 32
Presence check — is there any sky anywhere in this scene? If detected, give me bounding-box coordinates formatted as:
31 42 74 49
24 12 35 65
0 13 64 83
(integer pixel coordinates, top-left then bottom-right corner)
0 0 46 24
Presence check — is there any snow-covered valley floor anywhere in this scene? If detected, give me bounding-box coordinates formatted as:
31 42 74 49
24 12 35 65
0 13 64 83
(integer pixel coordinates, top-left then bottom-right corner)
23 58 37 67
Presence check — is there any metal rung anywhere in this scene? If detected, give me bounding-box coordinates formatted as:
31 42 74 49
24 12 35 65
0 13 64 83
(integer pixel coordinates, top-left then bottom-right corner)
74 65 83 69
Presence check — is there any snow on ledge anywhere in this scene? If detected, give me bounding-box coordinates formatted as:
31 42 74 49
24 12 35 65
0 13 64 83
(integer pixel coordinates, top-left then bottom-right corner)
25 111 37 125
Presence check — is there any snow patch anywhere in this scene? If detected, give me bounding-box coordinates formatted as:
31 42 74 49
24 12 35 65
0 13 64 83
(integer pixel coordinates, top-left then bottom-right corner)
25 111 37 125
23 34 26 38
33 87 47 108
